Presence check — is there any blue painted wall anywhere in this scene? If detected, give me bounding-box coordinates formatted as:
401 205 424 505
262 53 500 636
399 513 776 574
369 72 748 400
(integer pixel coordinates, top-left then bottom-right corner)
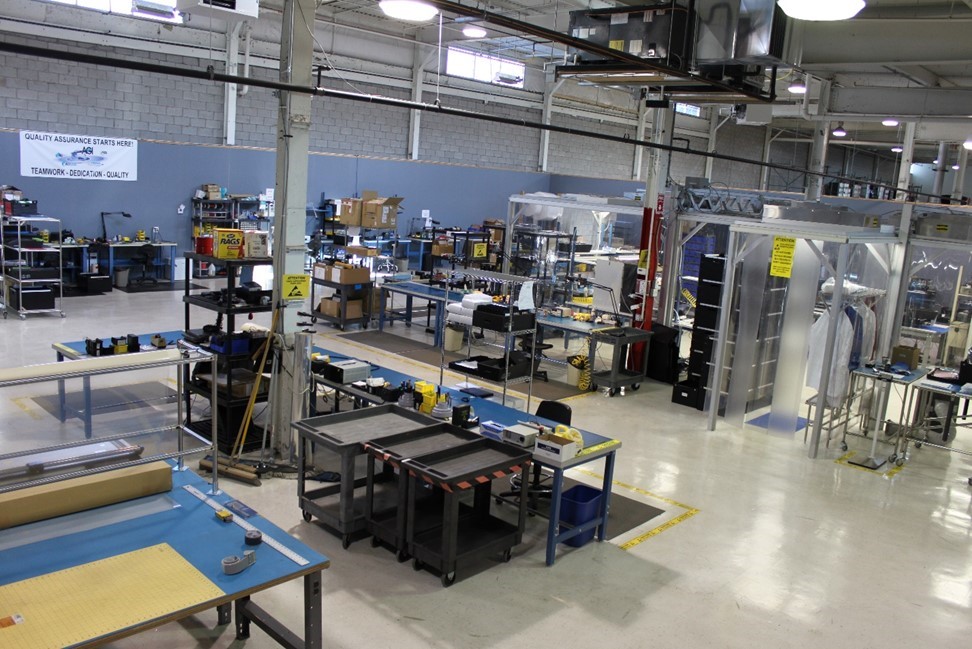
0 131 550 249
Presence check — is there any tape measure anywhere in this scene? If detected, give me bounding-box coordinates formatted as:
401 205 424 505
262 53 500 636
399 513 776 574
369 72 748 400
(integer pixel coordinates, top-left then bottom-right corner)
183 485 309 566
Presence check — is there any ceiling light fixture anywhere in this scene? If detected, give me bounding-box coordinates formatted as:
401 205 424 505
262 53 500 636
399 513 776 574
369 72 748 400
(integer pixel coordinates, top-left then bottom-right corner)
378 0 438 22
787 81 807 94
777 0 865 21
934 159 940 165
891 146 903 153
964 139 972 151
462 25 487 38
953 164 961 170
832 122 847 137
882 119 899 127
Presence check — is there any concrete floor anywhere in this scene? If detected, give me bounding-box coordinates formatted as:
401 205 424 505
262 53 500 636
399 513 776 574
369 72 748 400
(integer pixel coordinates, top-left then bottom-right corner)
2 284 972 649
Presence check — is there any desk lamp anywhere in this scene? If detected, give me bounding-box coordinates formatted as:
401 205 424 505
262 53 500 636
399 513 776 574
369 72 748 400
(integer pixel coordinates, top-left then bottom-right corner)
100 211 132 241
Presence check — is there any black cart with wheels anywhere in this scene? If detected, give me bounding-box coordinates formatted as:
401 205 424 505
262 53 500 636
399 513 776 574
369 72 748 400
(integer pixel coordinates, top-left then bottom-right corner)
588 326 653 397
292 404 436 548
402 439 531 587
363 424 481 561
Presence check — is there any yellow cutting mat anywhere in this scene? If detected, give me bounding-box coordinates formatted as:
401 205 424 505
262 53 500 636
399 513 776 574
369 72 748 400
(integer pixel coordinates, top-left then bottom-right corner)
0 543 225 649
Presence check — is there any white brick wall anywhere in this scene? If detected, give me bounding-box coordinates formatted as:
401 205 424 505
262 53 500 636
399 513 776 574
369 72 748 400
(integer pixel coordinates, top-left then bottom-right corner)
547 113 635 179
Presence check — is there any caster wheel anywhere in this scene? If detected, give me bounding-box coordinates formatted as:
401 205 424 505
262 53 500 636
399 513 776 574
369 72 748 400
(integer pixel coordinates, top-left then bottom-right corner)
896 458 905 467
502 548 512 563
396 550 410 563
630 383 640 391
495 496 503 505
341 534 352 550
310 317 317 324
370 535 381 548
412 558 423 571
608 388 617 397
967 477 972 486
590 383 598 391
889 454 897 463
915 441 922 448
441 571 456 587
302 511 312 523
840 442 848 452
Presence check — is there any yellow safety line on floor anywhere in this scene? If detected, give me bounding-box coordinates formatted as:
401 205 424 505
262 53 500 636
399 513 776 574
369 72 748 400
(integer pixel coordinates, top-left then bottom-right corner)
10 397 42 420
572 467 700 549
834 451 905 479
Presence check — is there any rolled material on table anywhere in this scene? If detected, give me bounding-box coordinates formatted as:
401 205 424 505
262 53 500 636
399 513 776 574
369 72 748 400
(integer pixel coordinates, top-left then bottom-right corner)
0 461 173 529
0 349 182 384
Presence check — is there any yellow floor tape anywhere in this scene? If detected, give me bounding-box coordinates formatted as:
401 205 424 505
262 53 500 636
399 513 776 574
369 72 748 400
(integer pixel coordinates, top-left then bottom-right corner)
573 468 700 550
834 451 905 479
9 398 41 421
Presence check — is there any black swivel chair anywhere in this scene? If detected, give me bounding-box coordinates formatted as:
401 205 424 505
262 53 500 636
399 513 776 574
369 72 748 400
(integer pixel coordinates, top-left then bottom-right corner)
131 243 158 286
517 334 553 382
499 400 572 504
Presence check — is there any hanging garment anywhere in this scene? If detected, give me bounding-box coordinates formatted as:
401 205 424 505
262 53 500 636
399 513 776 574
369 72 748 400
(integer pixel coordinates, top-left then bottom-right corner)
806 309 855 408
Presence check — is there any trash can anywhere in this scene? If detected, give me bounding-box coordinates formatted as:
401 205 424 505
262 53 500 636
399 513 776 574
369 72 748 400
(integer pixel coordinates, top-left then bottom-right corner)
565 364 581 387
559 484 602 547
444 324 464 352
114 267 130 288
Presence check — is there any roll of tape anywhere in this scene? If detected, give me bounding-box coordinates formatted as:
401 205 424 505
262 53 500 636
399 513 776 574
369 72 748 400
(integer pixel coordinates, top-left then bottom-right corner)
245 529 263 546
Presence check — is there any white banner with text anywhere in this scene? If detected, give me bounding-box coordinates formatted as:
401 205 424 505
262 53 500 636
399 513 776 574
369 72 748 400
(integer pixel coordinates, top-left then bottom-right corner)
20 131 138 181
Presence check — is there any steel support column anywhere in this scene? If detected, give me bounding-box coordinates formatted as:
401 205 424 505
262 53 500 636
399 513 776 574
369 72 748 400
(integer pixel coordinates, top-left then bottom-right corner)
932 141 949 200
896 122 917 200
223 22 242 146
538 77 563 172
952 146 969 202
270 0 315 452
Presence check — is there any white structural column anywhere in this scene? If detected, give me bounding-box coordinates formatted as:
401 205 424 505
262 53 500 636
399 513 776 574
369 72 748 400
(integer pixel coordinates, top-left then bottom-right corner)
223 22 243 146
805 81 831 201
407 45 426 160
759 125 773 190
631 101 649 180
932 141 949 199
951 146 968 202
537 77 563 172
703 111 724 180
896 122 917 200
645 106 675 201
270 0 315 451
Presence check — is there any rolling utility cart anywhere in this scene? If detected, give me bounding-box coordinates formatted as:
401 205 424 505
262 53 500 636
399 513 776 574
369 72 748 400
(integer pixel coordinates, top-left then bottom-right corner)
589 326 654 396
363 423 482 561
402 438 531 587
1 215 65 319
292 404 437 548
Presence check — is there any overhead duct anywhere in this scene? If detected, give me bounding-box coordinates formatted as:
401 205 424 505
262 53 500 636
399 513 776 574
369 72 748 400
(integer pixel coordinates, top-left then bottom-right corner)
695 0 790 64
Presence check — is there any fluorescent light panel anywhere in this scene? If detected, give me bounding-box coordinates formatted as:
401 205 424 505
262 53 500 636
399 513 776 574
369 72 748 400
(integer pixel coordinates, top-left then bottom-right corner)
379 0 438 22
777 0 866 21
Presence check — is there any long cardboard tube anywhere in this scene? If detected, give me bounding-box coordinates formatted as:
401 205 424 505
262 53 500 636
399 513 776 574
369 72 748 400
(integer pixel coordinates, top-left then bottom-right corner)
0 349 182 384
198 459 261 486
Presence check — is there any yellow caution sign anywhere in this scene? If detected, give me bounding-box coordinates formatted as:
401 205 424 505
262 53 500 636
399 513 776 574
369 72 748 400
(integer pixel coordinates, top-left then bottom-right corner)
769 236 796 278
282 274 310 301
472 242 488 259
681 288 697 308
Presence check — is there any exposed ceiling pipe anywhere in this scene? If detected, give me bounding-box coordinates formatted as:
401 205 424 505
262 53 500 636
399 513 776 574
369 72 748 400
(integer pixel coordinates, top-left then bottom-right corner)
0 39 942 200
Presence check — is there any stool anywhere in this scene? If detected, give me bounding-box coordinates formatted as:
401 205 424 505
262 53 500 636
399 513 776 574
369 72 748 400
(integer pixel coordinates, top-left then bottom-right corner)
518 335 552 382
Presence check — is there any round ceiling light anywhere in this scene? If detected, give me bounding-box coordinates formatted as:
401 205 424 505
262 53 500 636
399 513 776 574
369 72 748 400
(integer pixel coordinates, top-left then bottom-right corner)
882 119 899 127
891 146 903 153
832 123 847 137
964 139 972 151
777 0 866 21
462 25 487 38
787 81 807 94
952 164 961 170
378 0 439 22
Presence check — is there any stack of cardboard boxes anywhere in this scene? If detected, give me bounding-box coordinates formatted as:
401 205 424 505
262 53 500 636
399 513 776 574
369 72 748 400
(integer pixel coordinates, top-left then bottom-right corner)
312 262 370 321
337 190 403 230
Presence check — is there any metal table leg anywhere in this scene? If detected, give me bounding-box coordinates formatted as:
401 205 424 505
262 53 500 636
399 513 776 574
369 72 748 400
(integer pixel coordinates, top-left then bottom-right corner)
597 451 616 541
546 467 565 566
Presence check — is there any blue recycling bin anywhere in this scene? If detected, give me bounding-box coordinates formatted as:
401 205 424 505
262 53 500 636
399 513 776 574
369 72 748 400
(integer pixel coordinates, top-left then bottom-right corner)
559 484 602 547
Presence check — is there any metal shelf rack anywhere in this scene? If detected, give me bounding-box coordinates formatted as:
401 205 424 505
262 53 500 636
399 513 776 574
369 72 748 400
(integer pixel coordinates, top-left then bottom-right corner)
1 215 65 319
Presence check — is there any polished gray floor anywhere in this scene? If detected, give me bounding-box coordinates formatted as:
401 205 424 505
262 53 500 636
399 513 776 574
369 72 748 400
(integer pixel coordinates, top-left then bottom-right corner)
2 286 971 648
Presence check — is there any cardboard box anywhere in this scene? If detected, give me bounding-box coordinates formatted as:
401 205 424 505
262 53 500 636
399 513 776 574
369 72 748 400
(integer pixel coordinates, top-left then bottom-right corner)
338 198 363 226
362 195 403 229
319 298 340 317
201 183 222 200
313 263 331 281
331 265 370 285
891 344 921 370
345 299 364 320
533 432 578 467
432 242 453 257
344 245 378 257
0 462 172 529
244 230 269 257
214 228 245 259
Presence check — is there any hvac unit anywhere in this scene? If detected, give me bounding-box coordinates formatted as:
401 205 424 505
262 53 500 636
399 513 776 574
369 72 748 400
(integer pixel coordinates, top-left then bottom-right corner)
567 2 690 66
176 0 260 19
695 0 789 64
734 103 773 125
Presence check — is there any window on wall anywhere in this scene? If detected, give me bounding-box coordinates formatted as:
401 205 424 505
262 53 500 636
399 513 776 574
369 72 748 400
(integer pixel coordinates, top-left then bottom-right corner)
446 47 526 89
41 0 184 23
675 103 702 118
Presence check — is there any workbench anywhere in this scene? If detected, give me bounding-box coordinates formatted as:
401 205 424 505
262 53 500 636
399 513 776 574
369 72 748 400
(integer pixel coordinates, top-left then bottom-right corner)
306 345 621 566
900 379 972 483
376 280 466 347
0 466 329 648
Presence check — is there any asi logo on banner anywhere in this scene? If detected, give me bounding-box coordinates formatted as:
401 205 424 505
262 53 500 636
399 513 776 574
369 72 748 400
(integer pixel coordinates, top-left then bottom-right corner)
20 131 138 181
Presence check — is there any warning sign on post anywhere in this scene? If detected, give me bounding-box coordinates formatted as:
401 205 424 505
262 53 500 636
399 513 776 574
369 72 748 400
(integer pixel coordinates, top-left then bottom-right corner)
282 274 310 300
770 237 797 278
472 242 488 259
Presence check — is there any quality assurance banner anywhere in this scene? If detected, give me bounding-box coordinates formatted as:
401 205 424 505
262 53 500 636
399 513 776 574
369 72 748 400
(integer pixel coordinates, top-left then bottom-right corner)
20 131 138 181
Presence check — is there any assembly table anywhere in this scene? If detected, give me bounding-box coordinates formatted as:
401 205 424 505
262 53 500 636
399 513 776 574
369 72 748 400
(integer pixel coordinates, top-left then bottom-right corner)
0 465 329 648
51 330 185 438
847 365 929 469
901 379 972 483
377 281 466 347
307 345 621 566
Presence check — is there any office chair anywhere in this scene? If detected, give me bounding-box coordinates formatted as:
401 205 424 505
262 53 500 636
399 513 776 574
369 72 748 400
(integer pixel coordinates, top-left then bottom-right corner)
517 334 553 382
498 400 572 505
131 243 158 286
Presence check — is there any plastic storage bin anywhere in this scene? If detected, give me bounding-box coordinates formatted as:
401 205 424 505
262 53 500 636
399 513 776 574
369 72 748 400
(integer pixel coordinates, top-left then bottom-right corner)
559 484 602 548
